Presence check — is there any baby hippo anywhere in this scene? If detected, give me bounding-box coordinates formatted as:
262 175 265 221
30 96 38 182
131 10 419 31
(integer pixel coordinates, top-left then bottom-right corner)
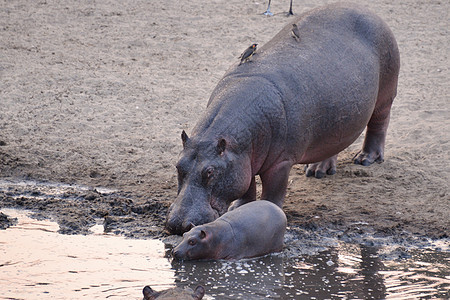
172 200 287 260
143 285 205 300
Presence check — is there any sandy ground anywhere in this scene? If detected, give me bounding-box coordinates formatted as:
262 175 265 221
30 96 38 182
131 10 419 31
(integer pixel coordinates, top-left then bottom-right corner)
0 0 449 247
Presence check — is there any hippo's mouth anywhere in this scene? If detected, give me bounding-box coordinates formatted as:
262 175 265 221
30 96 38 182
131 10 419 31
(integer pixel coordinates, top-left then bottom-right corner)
165 215 184 235
166 194 228 235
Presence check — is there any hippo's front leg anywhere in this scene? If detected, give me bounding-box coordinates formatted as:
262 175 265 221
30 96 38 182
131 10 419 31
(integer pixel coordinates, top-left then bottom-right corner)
305 154 338 179
260 160 293 207
228 176 256 211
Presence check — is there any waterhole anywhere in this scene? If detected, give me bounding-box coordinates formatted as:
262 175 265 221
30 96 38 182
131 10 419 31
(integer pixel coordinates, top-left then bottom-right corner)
1 208 449 299
0 208 172 299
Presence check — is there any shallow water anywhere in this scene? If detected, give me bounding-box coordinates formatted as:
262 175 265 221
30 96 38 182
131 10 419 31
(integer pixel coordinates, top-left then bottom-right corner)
0 209 172 299
1 208 449 299
171 246 450 299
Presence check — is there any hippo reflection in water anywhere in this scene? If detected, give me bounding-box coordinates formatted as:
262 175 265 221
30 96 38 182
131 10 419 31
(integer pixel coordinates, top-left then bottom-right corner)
166 2 400 235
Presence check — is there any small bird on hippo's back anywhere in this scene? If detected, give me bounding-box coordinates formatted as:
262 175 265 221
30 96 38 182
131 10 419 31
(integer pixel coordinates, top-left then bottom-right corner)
238 43 258 65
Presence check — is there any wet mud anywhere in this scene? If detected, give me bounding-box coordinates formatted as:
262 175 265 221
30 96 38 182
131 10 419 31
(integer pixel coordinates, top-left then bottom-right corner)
0 180 167 237
0 211 17 229
0 179 448 259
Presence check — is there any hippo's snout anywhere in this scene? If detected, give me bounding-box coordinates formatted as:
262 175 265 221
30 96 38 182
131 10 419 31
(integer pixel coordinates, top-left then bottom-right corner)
165 217 195 236
165 201 218 235
172 248 184 260
165 216 183 235
172 237 192 261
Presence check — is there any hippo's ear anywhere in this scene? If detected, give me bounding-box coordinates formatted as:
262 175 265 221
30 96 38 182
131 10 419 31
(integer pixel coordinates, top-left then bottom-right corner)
193 285 206 300
143 286 159 300
216 138 226 155
181 130 189 148
199 230 207 239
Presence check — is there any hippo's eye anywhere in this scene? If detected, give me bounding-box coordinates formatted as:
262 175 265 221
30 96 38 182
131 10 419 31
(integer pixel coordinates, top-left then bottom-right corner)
188 239 196 246
202 167 214 184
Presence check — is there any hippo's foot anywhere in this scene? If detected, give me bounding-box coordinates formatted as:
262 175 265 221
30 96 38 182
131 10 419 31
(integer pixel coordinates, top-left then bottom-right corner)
305 155 337 179
353 150 384 166
353 130 386 166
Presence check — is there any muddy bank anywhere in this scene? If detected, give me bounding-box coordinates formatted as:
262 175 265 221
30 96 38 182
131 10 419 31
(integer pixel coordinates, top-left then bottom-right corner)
0 180 167 237
0 179 448 260
0 0 449 254
0 211 17 229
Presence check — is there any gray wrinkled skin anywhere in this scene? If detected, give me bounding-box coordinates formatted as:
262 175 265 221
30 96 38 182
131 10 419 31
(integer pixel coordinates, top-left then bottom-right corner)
142 285 205 300
172 200 287 260
166 3 400 235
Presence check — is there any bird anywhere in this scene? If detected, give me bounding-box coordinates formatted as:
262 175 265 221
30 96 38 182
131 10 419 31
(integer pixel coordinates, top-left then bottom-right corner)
239 43 258 65
263 0 294 16
291 23 300 41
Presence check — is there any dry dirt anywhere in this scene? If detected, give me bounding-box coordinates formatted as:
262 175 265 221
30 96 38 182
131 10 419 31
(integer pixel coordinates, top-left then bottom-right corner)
0 0 449 250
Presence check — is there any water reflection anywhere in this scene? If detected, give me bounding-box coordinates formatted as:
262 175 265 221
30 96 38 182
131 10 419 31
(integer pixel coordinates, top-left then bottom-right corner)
382 250 450 299
171 255 285 299
169 244 449 299
0 209 173 299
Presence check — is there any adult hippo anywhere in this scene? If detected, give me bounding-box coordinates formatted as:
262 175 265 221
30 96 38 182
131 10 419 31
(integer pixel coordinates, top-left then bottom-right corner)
172 200 286 260
166 2 400 234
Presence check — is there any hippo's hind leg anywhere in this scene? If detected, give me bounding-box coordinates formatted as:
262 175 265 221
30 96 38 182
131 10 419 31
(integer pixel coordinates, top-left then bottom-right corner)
353 114 390 166
354 58 399 166
353 100 394 165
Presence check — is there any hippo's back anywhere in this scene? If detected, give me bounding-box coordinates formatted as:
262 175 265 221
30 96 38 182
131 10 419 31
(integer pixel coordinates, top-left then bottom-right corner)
204 2 399 165
221 200 287 258
223 200 286 224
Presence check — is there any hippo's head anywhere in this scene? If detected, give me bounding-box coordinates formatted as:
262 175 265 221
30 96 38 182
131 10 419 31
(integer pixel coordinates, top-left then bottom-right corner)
143 285 205 300
165 131 252 235
172 225 213 261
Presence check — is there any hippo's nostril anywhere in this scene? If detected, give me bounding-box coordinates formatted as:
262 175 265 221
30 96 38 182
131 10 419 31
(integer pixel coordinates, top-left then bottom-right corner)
166 224 183 235
165 216 184 235
172 249 181 260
